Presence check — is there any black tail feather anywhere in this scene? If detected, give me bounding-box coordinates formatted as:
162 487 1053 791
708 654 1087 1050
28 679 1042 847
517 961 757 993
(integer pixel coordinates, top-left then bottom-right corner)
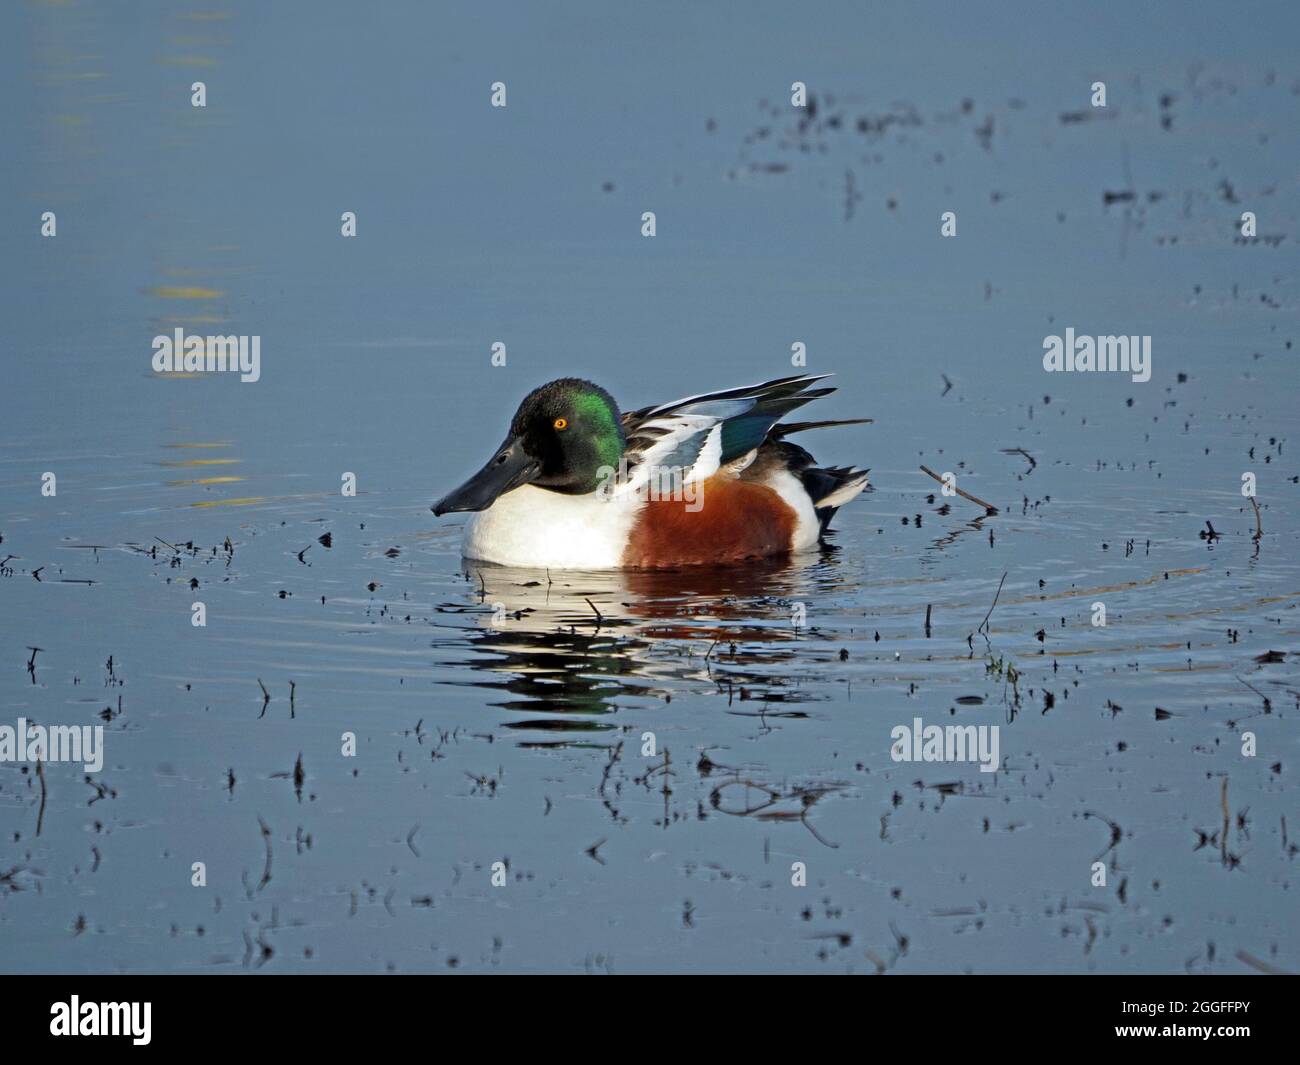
771 417 873 438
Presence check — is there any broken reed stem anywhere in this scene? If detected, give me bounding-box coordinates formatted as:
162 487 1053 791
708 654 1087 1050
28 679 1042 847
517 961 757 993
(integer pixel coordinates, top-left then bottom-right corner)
1236 674 1271 711
919 465 999 515
258 816 273 891
978 571 1009 636
599 741 622 797
1249 496 1262 541
36 755 47 837
1220 777 1230 865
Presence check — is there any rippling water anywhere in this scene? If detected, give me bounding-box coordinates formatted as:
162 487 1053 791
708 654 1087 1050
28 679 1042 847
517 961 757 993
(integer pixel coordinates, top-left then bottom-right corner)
1 1 1297 973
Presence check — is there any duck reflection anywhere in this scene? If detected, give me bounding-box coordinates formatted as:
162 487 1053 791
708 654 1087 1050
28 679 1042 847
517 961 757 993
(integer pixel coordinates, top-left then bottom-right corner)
435 548 858 743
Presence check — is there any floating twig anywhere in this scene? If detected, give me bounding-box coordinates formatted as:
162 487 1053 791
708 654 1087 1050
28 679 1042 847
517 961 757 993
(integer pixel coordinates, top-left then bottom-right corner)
919 465 998 514
1235 950 1289 975
1001 447 1037 475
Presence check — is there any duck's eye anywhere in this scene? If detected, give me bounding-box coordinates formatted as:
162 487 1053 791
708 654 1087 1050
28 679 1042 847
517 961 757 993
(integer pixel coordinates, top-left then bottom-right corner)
553 417 568 431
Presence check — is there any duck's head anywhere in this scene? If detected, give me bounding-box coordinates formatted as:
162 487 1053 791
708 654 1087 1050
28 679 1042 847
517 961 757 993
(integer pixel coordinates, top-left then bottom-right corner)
432 378 624 515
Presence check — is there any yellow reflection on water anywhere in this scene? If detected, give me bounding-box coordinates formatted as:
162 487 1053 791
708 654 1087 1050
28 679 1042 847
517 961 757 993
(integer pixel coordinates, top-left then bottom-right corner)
148 286 224 299
166 476 244 487
188 496 266 509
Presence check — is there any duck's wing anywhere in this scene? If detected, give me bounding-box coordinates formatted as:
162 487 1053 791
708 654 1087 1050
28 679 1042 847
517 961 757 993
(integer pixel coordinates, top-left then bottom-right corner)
618 373 835 488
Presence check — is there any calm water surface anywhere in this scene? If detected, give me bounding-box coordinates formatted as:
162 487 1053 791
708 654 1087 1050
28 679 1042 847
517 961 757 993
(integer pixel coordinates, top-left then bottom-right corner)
1 1 1297 973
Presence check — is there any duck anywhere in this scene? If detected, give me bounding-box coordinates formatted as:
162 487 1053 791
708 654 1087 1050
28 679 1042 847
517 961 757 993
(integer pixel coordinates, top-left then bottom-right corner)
432 373 870 569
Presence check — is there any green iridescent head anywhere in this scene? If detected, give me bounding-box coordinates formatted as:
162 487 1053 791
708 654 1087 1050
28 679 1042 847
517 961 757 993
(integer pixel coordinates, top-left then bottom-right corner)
510 378 624 493
432 378 625 514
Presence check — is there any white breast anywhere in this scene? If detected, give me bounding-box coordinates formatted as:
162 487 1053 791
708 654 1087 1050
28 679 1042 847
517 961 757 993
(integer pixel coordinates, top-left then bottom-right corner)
462 485 642 569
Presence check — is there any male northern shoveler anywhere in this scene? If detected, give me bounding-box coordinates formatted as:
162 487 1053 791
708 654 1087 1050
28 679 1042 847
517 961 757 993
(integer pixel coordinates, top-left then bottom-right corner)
431 374 870 569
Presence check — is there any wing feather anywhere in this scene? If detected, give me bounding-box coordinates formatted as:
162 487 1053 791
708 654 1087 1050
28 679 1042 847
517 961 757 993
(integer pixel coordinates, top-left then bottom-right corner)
618 374 837 490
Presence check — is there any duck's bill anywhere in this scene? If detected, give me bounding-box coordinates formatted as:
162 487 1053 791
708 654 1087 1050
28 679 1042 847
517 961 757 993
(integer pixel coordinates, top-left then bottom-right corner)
432 438 541 515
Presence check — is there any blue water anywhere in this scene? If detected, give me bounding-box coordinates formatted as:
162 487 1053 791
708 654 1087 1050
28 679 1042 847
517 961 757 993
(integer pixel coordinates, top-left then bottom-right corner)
1 1 1297 973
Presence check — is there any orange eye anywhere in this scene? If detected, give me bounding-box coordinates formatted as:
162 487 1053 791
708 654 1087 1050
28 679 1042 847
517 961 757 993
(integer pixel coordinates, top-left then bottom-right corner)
553 417 568 430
